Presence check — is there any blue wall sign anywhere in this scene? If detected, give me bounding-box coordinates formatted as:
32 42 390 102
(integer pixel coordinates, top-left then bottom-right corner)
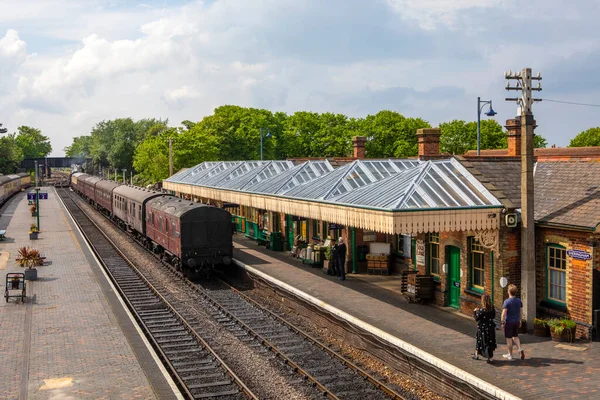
567 249 591 261
453 281 460 288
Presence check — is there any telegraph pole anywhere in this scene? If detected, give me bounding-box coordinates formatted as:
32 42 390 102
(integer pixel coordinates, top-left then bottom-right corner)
505 68 542 330
169 138 174 177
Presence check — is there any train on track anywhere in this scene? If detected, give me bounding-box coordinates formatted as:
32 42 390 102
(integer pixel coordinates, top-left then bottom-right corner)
70 172 233 278
0 173 31 208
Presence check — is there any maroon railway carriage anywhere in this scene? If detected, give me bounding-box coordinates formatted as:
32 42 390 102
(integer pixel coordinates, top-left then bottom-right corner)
112 185 164 236
95 180 120 214
146 196 233 277
70 172 89 195
84 176 102 201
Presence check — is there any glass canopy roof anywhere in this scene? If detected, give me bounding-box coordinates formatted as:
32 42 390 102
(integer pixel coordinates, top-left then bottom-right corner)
248 160 334 194
165 158 500 211
329 159 501 209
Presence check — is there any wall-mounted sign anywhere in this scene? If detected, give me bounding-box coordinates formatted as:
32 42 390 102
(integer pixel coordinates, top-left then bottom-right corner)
453 281 460 288
363 231 376 242
567 249 592 261
328 223 343 230
416 239 425 266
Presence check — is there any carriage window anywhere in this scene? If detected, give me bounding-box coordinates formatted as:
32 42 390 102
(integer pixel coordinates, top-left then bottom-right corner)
165 219 169 234
138 205 142 219
172 222 176 237
159 215 163 231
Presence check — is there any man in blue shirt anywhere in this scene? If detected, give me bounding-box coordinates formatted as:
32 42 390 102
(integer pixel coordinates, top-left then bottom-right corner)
501 284 525 360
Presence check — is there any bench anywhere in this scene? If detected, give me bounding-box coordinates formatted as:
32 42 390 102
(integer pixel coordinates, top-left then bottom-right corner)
0 230 6 241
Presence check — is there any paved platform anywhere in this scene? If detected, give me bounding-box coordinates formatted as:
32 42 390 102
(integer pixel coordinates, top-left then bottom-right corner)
0 189 179 399
233 235 598 400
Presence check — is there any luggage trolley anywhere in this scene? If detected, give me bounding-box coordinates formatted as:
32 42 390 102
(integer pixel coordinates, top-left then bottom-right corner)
5 273 26 303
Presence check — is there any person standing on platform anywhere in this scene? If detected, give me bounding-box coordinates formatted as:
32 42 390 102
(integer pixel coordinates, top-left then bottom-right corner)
501 284 525 360
336 237 347 281
471 294 497 364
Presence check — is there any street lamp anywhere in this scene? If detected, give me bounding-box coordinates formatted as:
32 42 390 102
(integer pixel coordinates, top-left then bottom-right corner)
477 97 497 156
260 128 272 161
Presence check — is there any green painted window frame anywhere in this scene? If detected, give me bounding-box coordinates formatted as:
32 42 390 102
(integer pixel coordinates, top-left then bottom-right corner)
428 232 440 276
469 237 485 293
546 243 567 306
312 219 319 239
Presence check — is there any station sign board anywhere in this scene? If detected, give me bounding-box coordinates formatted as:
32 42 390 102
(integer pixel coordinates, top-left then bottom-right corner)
27 192 48 200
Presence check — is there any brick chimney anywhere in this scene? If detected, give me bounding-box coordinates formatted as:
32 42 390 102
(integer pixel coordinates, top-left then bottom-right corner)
352 136 367 159
506 118 521 156
416 128 441 159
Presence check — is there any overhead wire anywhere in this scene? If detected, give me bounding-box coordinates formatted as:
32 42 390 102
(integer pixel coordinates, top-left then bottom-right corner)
541 99 600 107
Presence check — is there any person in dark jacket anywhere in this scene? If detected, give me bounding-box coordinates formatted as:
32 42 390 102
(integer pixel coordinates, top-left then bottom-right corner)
336 237 347 281
471 294 497 364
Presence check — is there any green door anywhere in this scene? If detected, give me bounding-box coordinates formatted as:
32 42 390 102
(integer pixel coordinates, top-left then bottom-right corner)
447 246 461 308
286 215 294 250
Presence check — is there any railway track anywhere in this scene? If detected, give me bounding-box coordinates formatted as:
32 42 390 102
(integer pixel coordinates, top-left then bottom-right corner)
59 186 411 400
57 188 257 400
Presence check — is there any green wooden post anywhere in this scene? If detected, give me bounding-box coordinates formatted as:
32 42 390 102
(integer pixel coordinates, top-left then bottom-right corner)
351 227 357 274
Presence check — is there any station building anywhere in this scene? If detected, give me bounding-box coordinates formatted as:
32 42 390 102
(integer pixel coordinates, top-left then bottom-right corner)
163 122 600 339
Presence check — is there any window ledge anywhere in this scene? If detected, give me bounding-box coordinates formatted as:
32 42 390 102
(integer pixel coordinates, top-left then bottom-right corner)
464 288 484 297
540 300 567 313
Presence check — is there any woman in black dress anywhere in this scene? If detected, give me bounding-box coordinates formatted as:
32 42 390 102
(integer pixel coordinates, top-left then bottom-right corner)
471 294 497 364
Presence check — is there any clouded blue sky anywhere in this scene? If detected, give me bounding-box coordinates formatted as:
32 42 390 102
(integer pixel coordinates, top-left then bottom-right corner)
1 0 599 156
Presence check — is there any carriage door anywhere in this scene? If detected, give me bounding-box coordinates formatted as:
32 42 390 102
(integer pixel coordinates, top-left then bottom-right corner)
447 246 461 309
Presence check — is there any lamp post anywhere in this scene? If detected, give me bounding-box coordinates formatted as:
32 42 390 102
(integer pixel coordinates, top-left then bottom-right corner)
477 97 497 156
122 169 127 184
260 128 272 161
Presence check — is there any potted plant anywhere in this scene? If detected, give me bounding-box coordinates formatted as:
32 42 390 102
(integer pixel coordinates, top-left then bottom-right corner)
533 318 550 337
15 246 41 281
29 224 39 240
548 318 577 343
30 204 37 217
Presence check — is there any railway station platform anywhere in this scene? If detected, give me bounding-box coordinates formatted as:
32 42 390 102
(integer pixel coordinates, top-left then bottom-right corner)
233 235 598 400
0 189 180 399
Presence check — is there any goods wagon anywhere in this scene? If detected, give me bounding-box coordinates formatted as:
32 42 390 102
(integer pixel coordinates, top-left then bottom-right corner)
146 196 233 277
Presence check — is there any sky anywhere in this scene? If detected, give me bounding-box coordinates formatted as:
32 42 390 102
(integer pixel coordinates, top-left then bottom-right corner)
1 0 599 157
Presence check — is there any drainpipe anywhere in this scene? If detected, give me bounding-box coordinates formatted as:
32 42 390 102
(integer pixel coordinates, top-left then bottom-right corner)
491 251 495 305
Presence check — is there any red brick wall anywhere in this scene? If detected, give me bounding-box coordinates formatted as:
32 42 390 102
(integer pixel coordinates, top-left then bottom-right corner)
536 227 598 338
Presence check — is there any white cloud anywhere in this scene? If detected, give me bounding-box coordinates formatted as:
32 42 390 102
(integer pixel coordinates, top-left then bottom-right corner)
385 0 509 30
0 0 599 156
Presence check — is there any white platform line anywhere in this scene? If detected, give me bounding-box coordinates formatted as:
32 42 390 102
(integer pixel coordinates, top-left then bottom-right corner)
55 188 184 400
236 259 520 400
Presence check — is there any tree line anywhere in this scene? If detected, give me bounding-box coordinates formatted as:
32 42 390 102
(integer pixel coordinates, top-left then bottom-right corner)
63 105 555 185
8 105 599 184
0 126 52 174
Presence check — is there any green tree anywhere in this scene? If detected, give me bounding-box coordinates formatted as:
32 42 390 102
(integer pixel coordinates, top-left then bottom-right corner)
534 134 548 149
64 136 92 158
569 127 600 147
133 126 178 185
359 111 430 158
440 119 506 155
14 126 52 158
0 133 23 174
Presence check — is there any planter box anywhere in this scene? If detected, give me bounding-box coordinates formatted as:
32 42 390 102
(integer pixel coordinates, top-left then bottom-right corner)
550 326 577 343
533 324 551 337
29 232 38 240
31 212 36 217
24 268 38 281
